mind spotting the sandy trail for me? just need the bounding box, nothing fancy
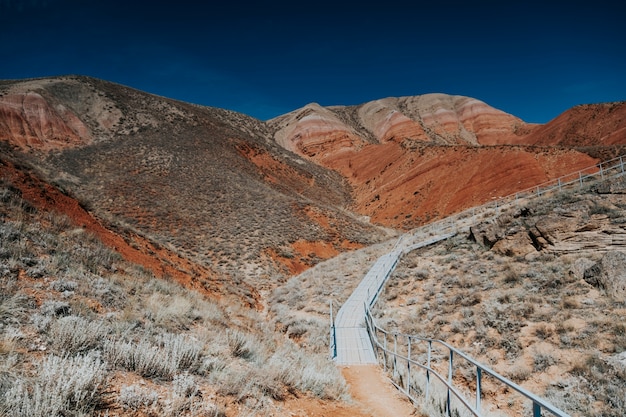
[341,365,418,417]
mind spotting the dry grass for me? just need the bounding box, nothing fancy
[0,179,349,416]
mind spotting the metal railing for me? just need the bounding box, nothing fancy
[364,306,571,417]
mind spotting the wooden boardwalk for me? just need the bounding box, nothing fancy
[333,233,455,365]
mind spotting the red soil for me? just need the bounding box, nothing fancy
[323,143,598,229]
[0,158,259,307]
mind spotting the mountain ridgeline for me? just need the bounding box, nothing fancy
[1,75,625,289]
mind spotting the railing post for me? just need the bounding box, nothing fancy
[329,300,334,359]
[476,366,482,412]
[601,164,604,179]
[383,332,388,372]
[407,336,411,395]
[621,156,624,174]
[558,178,562,191]
[447,349,454,417]
[533,402,541,417]
[393,333,398,379]
[579,171,583,187]
[426,340,431,400]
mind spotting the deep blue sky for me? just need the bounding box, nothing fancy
[1,1,624,123]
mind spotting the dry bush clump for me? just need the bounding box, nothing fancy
[0,179,348,416]
[4,352,107,417]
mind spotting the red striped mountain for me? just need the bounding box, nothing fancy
[267,95,626,227]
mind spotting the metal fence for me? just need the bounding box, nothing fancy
[364,305,571,417]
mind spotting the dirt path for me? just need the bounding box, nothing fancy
[341,365,419,417]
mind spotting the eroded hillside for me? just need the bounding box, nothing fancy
[2,76,625,287]
[267,95,626,229]
[0,76,392,290]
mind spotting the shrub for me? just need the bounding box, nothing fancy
[0,293,30,326]
[104,333,202,379]
[533,323,554,340]
[533,351,556,372]
[40,300,71,317]
[118,384,158,410]
[507,361,531,382]
[2,352,107,417]
[267,344,348,400]
[49,316,108,354]
[227,330,259,362]
[49,279,78,293]
[145,293,200,331]
[172,372,199,398]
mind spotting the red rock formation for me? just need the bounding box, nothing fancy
[325,142,596,229]
[0,92,91,151]
[519,102,626,146]
[356,98,430,143]
[268,94,608,229]
[354,94,535,145]
[400,94,533,145]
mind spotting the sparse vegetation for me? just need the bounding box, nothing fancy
[0,179,348,416]
[372,175,626,417]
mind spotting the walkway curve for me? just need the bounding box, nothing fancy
[333,233,455,365]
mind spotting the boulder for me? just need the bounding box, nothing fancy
[569,257,597,280]
[469,221,505,248]
[583,251,626,302]
[491,232,537,257]
[592,175,626,194]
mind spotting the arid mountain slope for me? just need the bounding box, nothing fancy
[268,95,623,228]
[374,174,626,417]
[0,76,391,291]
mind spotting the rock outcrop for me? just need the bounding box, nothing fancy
[583,251,626,302]
[470,176,626,259]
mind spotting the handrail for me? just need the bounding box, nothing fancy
[364,306,571,417]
